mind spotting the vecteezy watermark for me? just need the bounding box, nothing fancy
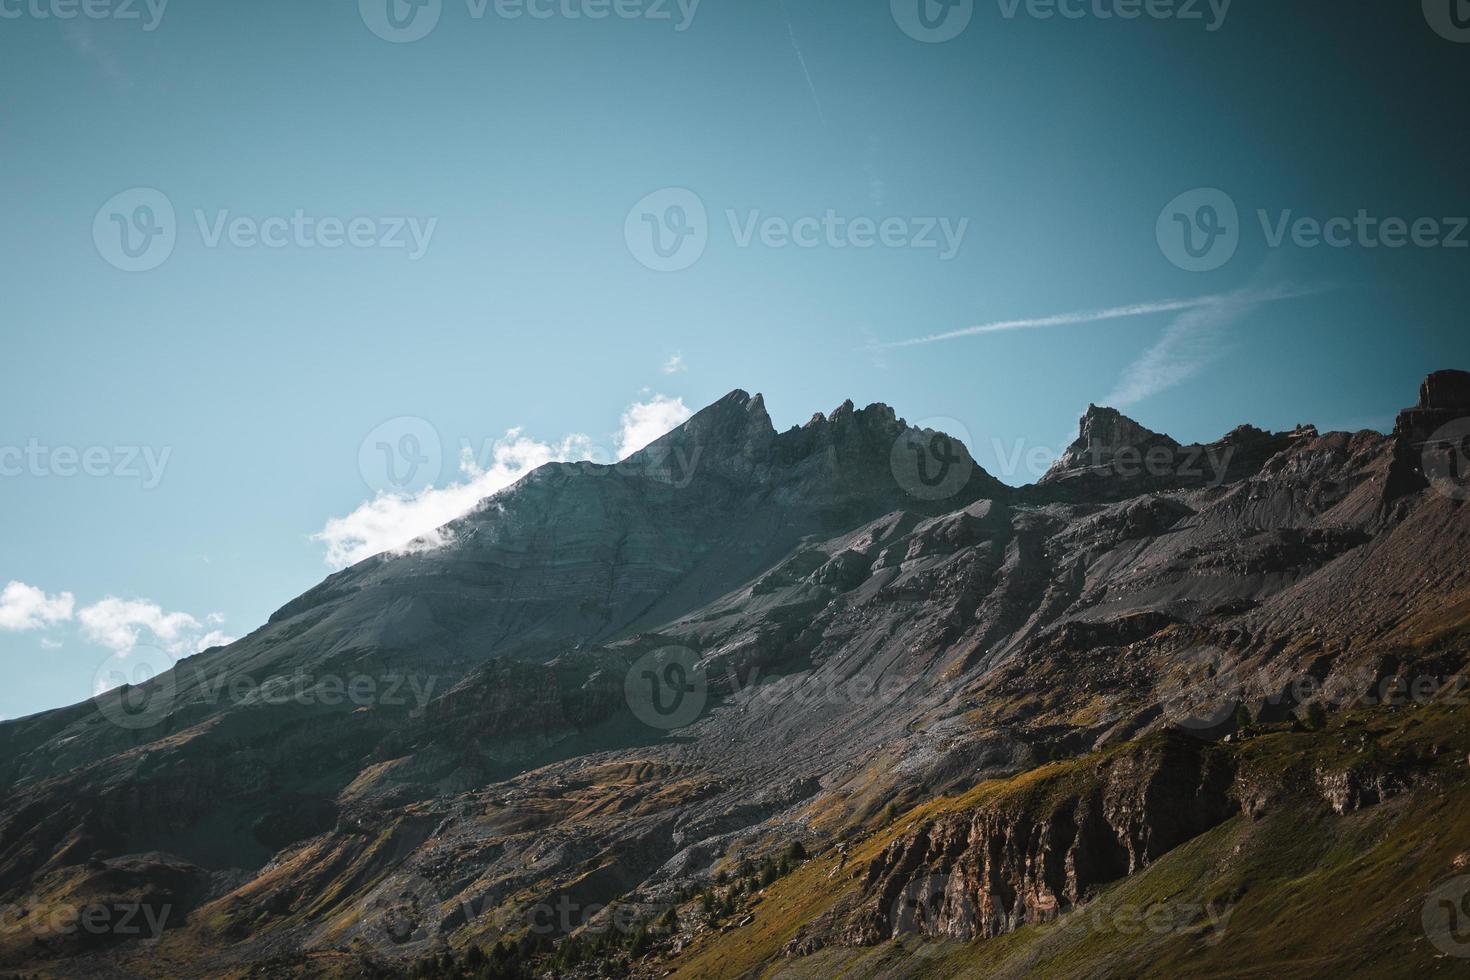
[0,440,171,488]
[1158,187,1469,271]
[892,0,1230,43]
[891,418,975,502]
[1072,897,1232,944]
[625,188,708,272]
[891,0,974,43]
[624,188,970,272]
[0,0,168,30]
[0,901,173,942]
[1424,0,1470,43]
[991,435,1235,486]
[1424,876,1470,958]
[525,896,674,936]
[359,0,701,44]
[731,667,961,713]
[1163,647,1242,731]
[355,417,705,500]
[625,646,707,730]
[93,650,440,732]
[93,188,176,273]
[886,873,1230,947]
[360,416,445,497]
[359,872,441,953]
[888,874,974,957]
[1156,188,1240,272]
[1422,418,1470,501]
[93,188,438,272]
[92,646,179,731]
[195,669,439,713]
[1164,650,1470,738]
[994,0,1231,30]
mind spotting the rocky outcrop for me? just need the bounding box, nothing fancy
[806,736,1236,950]
[1386,368,1470,501]
[1313,765,1409,815]
[1036,406,1307,502]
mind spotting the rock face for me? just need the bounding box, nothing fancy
[0,375,1467,976]
[827,736,1236,948]
[1386,368,1470,500]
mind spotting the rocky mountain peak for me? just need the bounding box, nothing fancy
[1418,369,1470,412]
[1042,405,1177,484]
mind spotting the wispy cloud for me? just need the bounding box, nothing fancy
[662,353,687,375]
[77,597,234,656]
[1103,282,1331,407]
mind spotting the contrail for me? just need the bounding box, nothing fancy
[777,0,826,125]
[1102,282,1333,407]
[868,296,1229,350]
[867,284,1328,352]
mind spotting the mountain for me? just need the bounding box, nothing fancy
[2,373,1469,979]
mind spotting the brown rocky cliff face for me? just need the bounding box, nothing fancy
[808,736,1236,949]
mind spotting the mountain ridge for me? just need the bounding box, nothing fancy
[1,372,1468,978]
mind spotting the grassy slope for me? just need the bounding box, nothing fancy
[673,701,1470,979]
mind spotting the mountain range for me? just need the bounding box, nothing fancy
[3,371,1470,979]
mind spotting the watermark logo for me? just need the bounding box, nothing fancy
[361,0,700,43]
[1424,876,1470,957]
[625,646,706,730]
[360,0,442,42]
[626,188,708,272]
[0,901,173,941]
[626,188,970,270]
[92,645,177,731]
[360,872,440,953]
[1423,419,1470,501]
[995,0,1231,31]
[891,418,975,501]
[94,188,176,273]
[359,416,444,496]
[93,190,438,271]
[0,441,171,488]
[889,874,975,955]
[1425,0,1470,42]
[1157,187,1239,272]
[1159,189,1467,269]
[1162,646,1241,732]
[0,0,169,30]
[892,0,974,43]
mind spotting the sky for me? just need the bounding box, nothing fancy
[2,0,1468,720]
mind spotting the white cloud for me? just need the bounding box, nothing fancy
[77,597,234,657]
[662,353,687,375]
[313,429,600,569]
[40,637,62,650]
[617,395,693,459]
[0,581,75,632]
[314,395,697,569]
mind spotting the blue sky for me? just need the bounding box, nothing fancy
[2,0,1468,719]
